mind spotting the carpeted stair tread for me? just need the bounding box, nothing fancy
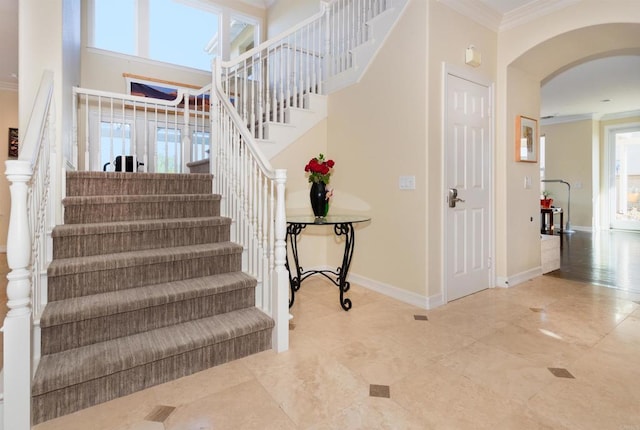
[41,272,257,327]
[52,216,231,237]
[66,172,213,196]
[62,193,221,206]
[32,307,274,396]
[48,242,242,277]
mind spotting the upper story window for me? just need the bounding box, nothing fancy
[90,0,260,71]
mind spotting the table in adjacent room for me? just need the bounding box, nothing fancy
[286,215,371,311]
[540,207,563,234]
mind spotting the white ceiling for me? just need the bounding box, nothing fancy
[1,0,638,122]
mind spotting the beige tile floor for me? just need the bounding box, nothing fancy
[21,272,640,430]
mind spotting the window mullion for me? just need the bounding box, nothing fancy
[138,0,150,58]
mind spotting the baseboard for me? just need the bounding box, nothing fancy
[571,225,592,232]
[347,271,445,310]
[495,266,542,288]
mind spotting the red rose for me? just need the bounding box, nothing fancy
[327,160,335,168]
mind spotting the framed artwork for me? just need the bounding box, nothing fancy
[515,115,538,162]
[8,128,18,158]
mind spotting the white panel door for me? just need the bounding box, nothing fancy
[444,71,492,302]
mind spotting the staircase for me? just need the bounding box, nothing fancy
[30,172,274,424]
[215,0,410,160]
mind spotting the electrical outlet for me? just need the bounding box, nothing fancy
[399,176,416,190]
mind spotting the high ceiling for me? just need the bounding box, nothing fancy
[2,0,639,122]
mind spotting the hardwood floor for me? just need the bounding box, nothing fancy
[546,229,640,294]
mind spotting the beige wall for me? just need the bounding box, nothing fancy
[266,0,320,39]
[541,119,595,229]
[427,1,497,294]
[503,66,542,277]
[323,0,428,296]
[0,90,19,251]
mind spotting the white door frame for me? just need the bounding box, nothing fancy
[604,121,640,230]
[441,63,495,303]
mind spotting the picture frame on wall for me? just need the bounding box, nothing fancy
[8,128,18,158]
[515,115,538,162]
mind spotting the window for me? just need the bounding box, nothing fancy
[90,0,261,71]
[192,130,210,161]
[148,0,217,70]
[156,127,182,173]
[100,122,132,169]
[93,0,136,56]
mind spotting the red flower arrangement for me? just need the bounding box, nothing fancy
[304,153,335,184]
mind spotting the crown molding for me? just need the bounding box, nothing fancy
[439,0,578,33]
[235,0,270,9]
[540,113,594,125]
[438,0,502,32]
[500,0,579,31]
[600,109,640,122]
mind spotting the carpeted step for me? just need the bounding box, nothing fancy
[66,171,213,196]
[52,217,232,258]
[32,307,274,424]
[40,272,257,354]
[47,242,243,301]
[63,194,221,224]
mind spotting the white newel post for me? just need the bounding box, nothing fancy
[4,159,34,430]
[272,169,289,352]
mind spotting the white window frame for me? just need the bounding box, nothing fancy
[87,0,262,70]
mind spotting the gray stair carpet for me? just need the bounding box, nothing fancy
[32,172,274,424]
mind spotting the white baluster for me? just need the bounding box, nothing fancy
[272,169,288,352]
[4,159,34,430]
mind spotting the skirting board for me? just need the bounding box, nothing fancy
[495,266,543,288]
[347,271,445,310]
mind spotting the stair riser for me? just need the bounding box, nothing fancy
[48,253,242,301]
[53,224,231,258]
[64,200,220,224]
[42,287,255,354]
[32,329,272,424]
[66,173,212,196]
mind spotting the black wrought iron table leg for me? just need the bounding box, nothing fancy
[286,223,305,308]
[335,222,355,311]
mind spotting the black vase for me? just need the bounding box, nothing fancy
[309,181,328,217]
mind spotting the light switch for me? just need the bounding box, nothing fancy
[524,176,532,189]
[399,176,416,190]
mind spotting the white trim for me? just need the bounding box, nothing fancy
[571,225,593,232]
[438,0,578,32]
[495,266,543,288]
[441,63,495,305]
[438,0,501,32]
[605,122,640,230]
[499,0,579,31]
[348,272,445,310]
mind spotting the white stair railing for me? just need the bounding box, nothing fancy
[73,85,211,173]
[3,70,57,430]
[212,59,289,352]
[216,0,391,140]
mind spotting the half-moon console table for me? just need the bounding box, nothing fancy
[286,215,371,311]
